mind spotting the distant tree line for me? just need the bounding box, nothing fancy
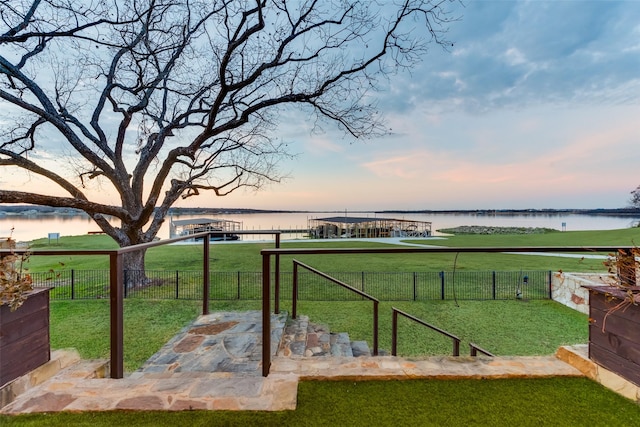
[631,186,640,211]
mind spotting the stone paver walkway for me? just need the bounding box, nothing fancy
[133,311,287,377]
[1,311,586,414]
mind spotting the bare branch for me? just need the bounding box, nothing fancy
[0,190,130,220]
[0,0,460,255]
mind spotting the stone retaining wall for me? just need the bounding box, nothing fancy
[551,272,611,314]
[557,345,640,403]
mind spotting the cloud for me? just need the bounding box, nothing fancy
[362,152,432,179]
[304,136,346,156]
[4,1,639,212]
[383,0,640,114]
[200,1,640,210]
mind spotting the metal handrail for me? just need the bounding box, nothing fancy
[292,260,379,356]
[260,246,634,255]
[7,242,622,378]
[391,307,461,357]
[2,229,282,380]
[3,232,212,379]
[260,245,637,376]
[469,343,495,357]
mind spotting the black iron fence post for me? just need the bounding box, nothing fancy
[237,271,241,300]
[440,271,445,300]
[413,272,417,301]
[492,271,496,300]
[71,269,75,300]
[292,262,299,319]
[548,270,553,299]
[175,270,179,299]
[203,238,210,315]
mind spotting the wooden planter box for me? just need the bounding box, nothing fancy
[0,288,51,387]
[589,286,640,387]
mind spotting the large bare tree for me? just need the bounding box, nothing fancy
[0,0,458,274]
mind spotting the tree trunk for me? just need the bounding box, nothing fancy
[102,219,153,290]
[122,248,149,290]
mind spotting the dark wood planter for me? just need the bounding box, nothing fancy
[0,288,51,387]
[589,286,640,387]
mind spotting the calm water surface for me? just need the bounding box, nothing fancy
[1,211,639,242]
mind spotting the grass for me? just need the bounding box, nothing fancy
[35,229,599,368]
[292,300,587,357]
[25,227,640,274]
[48,299,587,372]
[3,377,640,426]
[5,228,637,424]
[50,300,201,372]
[429,227,640,247]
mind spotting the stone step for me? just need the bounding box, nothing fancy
[278,315,309,357]
[330,332,354,357]
[303,323,331,357]
[1,349,87,409]
[350,340,371,357]
[62,359,111,380]
[135,310,287,377]
[277,315,378,359]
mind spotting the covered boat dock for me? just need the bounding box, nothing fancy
[308,216,431,239]
[169,218,243,240]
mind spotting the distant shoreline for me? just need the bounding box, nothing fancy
[1,205,640,217]
[436,225,560,235]
[378,208,640,217]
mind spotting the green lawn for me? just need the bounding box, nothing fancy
[26,227,640,274]
[30,230,613,366]
[427,227,640,247]
[298,300,587,357]
[6,229,637,425]
[49,299,587,371]
[50,300,201,372]
[3,378,640,426]
[33,230,604,367]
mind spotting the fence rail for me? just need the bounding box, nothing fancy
[5,243,634,379]
[31,269,553,302]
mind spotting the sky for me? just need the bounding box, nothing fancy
[2,1,639,212]
[204,0,640,211]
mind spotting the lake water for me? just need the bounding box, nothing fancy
[2,211,639,243]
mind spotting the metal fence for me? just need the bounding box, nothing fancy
[32,269,552,301]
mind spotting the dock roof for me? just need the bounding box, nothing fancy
[312,216,430,225]
[170,218,240,226]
